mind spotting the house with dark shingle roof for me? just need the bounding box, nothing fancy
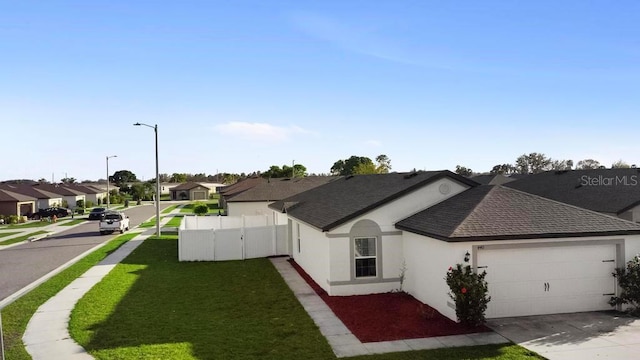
[0,188,36,217]
[218,177,267,210]
[170,182,211,201]
[505,168,640,221]
[270,171,640,321]
[32,183,86,209]
[0,184,63,210]
[226,176,337,223]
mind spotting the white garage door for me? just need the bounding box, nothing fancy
[477,243,617,318]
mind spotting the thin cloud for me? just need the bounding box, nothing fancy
[214,121,309,142]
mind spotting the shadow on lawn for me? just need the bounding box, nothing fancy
[77,238,335,359]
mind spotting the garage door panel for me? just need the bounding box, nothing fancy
[479,243,618,319]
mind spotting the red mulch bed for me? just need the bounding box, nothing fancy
[288,259,490,343]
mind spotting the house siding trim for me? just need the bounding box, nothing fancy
[327,277,401,286]
[326,230,402,238]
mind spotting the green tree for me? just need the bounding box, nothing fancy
[60,177,76,184]
[612,160,631,169]
[576,159,601,170]
[489,164,516,175]
[193,202,209,216]
[375,154,391,174]
[352,162,378,174]
[515,153,552,174]
[111,170,138,186]
[330,155,392,176]
[550,159,574,171]
[170,173,188,182]
[455,165,473,177]
[610,255,640,315]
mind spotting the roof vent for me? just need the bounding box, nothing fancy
[404,172,419,179]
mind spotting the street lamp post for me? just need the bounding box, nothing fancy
[134,122,160,237]
[106,155,117,209]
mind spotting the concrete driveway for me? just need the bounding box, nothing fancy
[488,311,640,359]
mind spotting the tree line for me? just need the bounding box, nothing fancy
[455,153,635,176]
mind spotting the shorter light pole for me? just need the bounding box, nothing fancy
[106,155,117,209]
[134,122,160,237]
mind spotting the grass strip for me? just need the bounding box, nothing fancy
[160,205,177,214]
[0,232,20,239]
[2,222,52,229]
[0,232,140,360]
[59,219,87,226]
[164,216,183,228]
[0,231,48,246]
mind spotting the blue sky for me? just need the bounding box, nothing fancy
[2,1,639,181]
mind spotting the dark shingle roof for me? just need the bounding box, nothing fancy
[220,177,267,199]
[0,189,36,202]
[269,171,478,231]
[396,185,640,241]
[470,174,515,185]
[32,184,85,196]
[505,169,640,214]
[171,182,208,191]
[0,184,61,199]
[228,176,338,202]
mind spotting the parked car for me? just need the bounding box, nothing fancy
[99,211,130,235]
[88,207,107,220]
[30,207,71,220]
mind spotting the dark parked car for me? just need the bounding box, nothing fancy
[88,207,107,220]
[30,207,71,220]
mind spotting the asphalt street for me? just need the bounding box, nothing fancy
[0,204,169,303]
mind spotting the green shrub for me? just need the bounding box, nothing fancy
[62,200,69,208]
[610,255,640,315]
[445,263,491,326]
[193,202,209,216]
[76,199,85,209]
[85,200,94,208]
[8,215,19,224]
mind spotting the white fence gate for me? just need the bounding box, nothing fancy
[178,215,288,262]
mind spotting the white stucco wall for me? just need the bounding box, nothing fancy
[292,220,331,293]
[403,232,640,322]
[228,201,271,218]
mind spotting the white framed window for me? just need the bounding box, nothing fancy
[354,237,377,278]
[297,223,301,253]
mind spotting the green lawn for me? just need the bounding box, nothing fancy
[161,205,178,214]
[0,233,140,360]
[69,238,541,360]
[59,219,87,226]
[0,230,48,246]
[1,221,53,229]
[179,201,222,214]
[0,231,20,239]
[164,216,183,227]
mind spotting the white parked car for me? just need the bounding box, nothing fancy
[99,211,130,235]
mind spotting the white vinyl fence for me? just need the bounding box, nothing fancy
[178,215,288,262]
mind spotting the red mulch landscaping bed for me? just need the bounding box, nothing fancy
[288,259,490,343]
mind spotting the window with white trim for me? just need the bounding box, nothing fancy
[297,223,301,253]
[354,237,377,278]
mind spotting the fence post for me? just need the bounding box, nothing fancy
[241,215,245,260]
[1,311,5,360]
[211,228,216,261]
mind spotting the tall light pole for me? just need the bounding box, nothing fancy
[106,155,117,209]
[133,122,160,237]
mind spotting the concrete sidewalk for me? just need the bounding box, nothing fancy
[269,257,509,358]
[21,212,180,360]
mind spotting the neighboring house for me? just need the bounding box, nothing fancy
[0,184,63,210]
[64,184,106,205]
[270,171,640,321]
[218,177,267,210]
[170,182,210,201]
[0,189,36,217]
[506,168,640,221]
[226,176,337,224]
[160,182,182,195]
[32,184,86,209]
